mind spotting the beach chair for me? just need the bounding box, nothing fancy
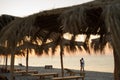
[7,68,21,72]
[64,68,85,76]
[0,68,9,73]
[15,70,38,75]
[30,72,58,79]
[52,76,84,80]
[18,63,24,67]
[45,65,53,69]
[0,75,8,80]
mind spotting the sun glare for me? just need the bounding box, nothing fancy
[63,33,86,42]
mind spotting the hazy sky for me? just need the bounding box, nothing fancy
[0,0,92,17]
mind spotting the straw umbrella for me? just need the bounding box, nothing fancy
[0,46,10,70]
[59,0,120,80]
[0,14,19,71]
[0,15,62,79]
[16,41,34,74]
[16,40,44,74]
[0,7,66,79]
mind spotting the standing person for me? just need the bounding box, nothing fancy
[80,58,85,72]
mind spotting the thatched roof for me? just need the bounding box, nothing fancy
[0,14,18,30]
[0,14,20,55]
[0,0,119,54]
[0,46,10,55]
[59,0,120,51]
[59,0,117,35]
[91,34,112,51]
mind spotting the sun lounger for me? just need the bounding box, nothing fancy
[52,75,84,80]
[30,73,58,79]
[0,75,8,80]
[15,70,38,75]
[18,63,24,67]
[0,68,9,73]
[64,68,85,76]
[45,65,53,69]
[14,68,21,71]
[7,68,21,71]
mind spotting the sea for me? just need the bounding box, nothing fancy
[0,53,114,73]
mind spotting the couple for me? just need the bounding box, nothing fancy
[80,58,85,72]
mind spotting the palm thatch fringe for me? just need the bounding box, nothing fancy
[91,34,112,52]
[103,2,120,56]
[0,14,17,30]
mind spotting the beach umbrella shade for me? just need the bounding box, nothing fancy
[0,14,19,71]
[16,42,33,74]
[59,0,120,80]
[16,41,45,74]
[0,7,69,79]
[0,46,10,70]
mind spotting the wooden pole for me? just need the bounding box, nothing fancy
[10,52,15,80]
[5,54,8,70]
[26,49,29,74]
[60,38,64,77]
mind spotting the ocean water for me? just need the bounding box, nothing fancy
[0,54,114,73]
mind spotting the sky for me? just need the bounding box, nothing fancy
[0,0,93,17]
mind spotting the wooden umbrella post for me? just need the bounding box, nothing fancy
[60,46,64,77]
[10,52,15,80]
[26,48,29,74]
[5,54,8,70]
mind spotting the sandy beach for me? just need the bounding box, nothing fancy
[0,65,114,80]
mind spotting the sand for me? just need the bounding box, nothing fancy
[0,65,114,80]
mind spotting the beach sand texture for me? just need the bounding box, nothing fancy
[0,65,113,80]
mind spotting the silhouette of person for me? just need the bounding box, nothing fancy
[80,58,85,72]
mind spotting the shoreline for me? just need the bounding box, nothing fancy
[0,65,114,80]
